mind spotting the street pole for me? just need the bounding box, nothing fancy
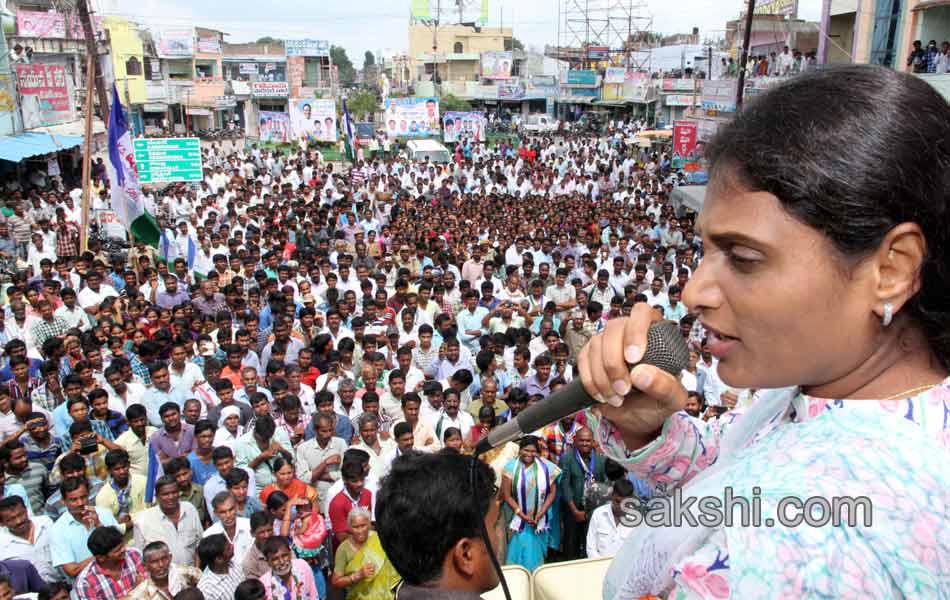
[77,0,109,123]
[735,0,755,111]
[818,0,832,65]
[79,51,95,253]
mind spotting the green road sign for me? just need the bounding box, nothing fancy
[133,137,203,183]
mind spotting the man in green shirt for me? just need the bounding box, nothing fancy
[558,426,606,560]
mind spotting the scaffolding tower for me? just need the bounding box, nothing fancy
[555,0,652,70]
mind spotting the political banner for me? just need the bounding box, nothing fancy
[157,30,194,57]
[481,51,513,79]
[258,110,291,143]
[673,120,698,169]
[290,98,337,143]
[285,39,330,57]
[442,111,485,143]
[16,10,102,39]
[498,80,525,100]
[14,63,73,129]
[626,72,651,102]
[382,97,440,138]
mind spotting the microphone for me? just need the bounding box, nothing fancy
[475,320,690,456]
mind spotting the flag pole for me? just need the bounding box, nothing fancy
[79,51,96,253]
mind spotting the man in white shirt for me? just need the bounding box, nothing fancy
[202,492,253,566]
[77,272,119,317]
[54,288,90,331]
[586,479,636,559]
[0,495,57,582]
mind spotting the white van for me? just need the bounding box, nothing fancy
[523,114,559,134]
[406,139,451,163]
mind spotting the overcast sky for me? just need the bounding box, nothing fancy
[99,0,821,63]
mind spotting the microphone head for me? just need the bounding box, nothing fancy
[641,320,691,376]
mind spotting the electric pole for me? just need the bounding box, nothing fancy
[77,0,109,122]
[735,0,755,111]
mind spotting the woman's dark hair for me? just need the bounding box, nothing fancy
[518,434,541,451]
[477,405,496,425]
[265,490,289,512]
[270,455,293,475]
[706,65,950,369]
[376,451,495,585]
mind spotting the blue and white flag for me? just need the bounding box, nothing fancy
[107,84,160,246]
[342,97,356,162]
[159,228,178,264]
[186,235,196,270]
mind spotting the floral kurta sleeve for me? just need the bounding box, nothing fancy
[583,408,744,491]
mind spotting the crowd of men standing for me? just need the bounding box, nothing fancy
[0,116,720,600]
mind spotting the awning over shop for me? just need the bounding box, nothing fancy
[31,119,106,137]
[670,185,706,214]
[0,132,84,163]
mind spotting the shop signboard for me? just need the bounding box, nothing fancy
[700,79,737,112]
[251,81,289,98]
[285,39,330,57]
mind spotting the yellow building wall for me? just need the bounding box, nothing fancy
[408,24,512,76]
[104,17,146,104]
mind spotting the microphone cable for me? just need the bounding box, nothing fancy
[472,448,513,600]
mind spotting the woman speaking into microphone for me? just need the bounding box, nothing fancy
[578,65,950,599]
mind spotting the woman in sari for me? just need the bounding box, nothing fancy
[330,507,400,600]
[260,456,318,507]
[501,435,561,572]
[577,65,950,599]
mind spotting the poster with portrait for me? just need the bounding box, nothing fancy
[442,111,486,143]
[258,110,291,143]
[290,98,337,143]
[382,97,439,138]
[481,51,513,79]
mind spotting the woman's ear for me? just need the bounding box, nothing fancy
[871,222,926,321]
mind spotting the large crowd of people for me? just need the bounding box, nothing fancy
[0,116,720,600]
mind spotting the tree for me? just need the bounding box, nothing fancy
[511,37,525,51]
[364,51,375,69]
[256,36,280,44]
[440,94,472,112]
[331,46,357,87]
[346,90,379,122]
